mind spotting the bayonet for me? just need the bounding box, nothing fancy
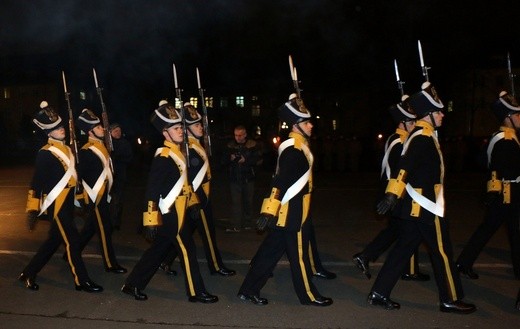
[93,68,113,153]
[288,55,302,98]
[196,67,212,156]
[418,40,430,82]
[394,59,405,96]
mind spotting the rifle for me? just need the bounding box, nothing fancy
[196,67,212,156]
[93,68,113,153]
[61,71,79,165]
[394,59,405,96]
[173,63,190,166]
[417,40,430,82]
[507,52,516,98]
[288,55,302,98]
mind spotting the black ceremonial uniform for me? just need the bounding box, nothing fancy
[162,135,234,275]
[21,104,102,292]
[77,137,124,271]
[373,120,464,303]
[23,138,95,288]
[356,128,425,273]
[457,94,520,279]
[239,131,330,305]
[371,83,475,314]
[124,139,213,301]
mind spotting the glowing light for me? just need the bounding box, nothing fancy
[137,137,142,145]
[377,134,383,140]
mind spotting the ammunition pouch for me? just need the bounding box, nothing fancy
[143,201,162,226]
[26,190,40,212]
[260,187,281,217]
[487,171,502,193]
[385,169,407,198]
[275,193,311,228]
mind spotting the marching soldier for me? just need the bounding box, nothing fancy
[20,102,103,293]
[238,96,333,306]
[75,109,127,274]
[372,82,476,314]
[353,95,429,281]
[121,101,218,303]
[159,103,235,276]
[456,91,520,280]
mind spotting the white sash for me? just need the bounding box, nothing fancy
[39,146,75,215]
[155,147,187,214]
[277,139,313,205]
[190,143,209,192]
[82,145,113,203]
[405,183,445,217]
[381,138,401,179]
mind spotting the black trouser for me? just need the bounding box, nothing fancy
[162,200,225,273]
[239,222,323,303]
[78,195,119,270]
[371,217,464,303]
[125,214,207,297]
[23,190,91,286]
[457,202,520,278]
[307,221,328,274]
[361,216,422,275]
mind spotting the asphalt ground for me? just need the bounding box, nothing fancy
[0,165,519,329]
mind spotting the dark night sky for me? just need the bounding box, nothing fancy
[1,0,520,134]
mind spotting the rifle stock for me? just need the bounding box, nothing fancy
[173,63,190,166]
[61,71,79,165]
[93,68,113,153]
[508,52,516,98]
[196,67,212,156]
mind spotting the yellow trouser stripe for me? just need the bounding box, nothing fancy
[200,209,219,270]
[308,243,316,273]
[94,206,112,268]
[298,231,315,301]
[434,216,457,300]
[408,254,416,274]
[55,215,80,285]
[176,235,196,296]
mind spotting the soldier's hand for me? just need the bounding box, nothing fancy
[484,192,501,207]
[144,225,158,242]
[27,211,39,231]
[376,193,398,215]
[256,214,274,232]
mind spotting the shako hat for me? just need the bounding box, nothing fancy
[150,100,182,132]
[33,101,63,133]
[184,103,202,125]
[409,81,444,118]
[388,94,416,124]
[77,108,101,133]
[492,91,520,121]
[278,94,311,126]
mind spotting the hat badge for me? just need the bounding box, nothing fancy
[166,105,179,120]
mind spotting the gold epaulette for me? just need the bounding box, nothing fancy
[487,171,502,193]
[503,128,516,140]
[26,190,40,212]
[385,169,407,198]
[143,201,162,226]
[260,188,281,216]
[160,147,170,157]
